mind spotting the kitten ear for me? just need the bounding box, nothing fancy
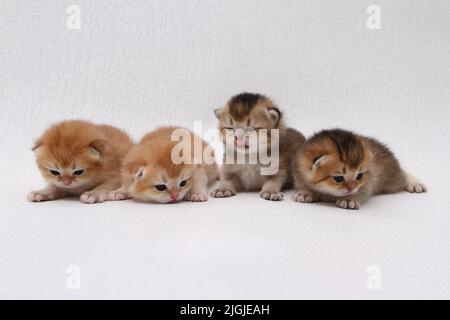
[267,107,281,126]
[312,154,327,169]
[135,166,145,180]
[365,142,374,161]
[214,108,222,119]
[31,139,43,151]
[89,139,107,157]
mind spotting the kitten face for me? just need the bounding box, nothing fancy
[298,129,372,197]
[33,121,107,190]
[122,128,207,204]
[126,163,195,203]
[36,147,102,190]
[215,93,282,154]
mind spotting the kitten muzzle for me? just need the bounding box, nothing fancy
[169,191,180,202]
[61,176,73,186]
[344,183,356,193]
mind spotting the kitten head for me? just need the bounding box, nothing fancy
[122,138,196,204]
[214,93,283,153]
[297,129,373,197]
[32,120,108,190]
[122,146,195,203]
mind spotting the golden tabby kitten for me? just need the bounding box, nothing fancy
[211,93,305,201]
[114,126,218,203]
[28,120,133,204]
[293,129,427,210]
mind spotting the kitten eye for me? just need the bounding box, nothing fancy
[225,127,234,131]
[179,180,187,187]
[333,176,344,183]
[356,173,363,180]
[49,169,60,176]
[73,169,85,176]
[155,184,167,191]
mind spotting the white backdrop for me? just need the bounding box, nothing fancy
[1,1,449,299]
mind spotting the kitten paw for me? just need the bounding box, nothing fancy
[185,193,208,202]
[27,191,56,202]
[405,183,427,193]
[107,190,130,201]
[336,199,360,210]
[260,190,284,201]
[210,189,236,198]
[80,191,108,204]
[294,193,315,203]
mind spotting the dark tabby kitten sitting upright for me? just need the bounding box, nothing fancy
[211,92,306,201]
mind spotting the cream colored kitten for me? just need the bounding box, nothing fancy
[28,120,133,204]
[211,93,306,201]
[112,126,218,203]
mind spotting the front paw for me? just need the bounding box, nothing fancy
[80,191,108,204]
[107,190,130,201]
[185,192,208,202]
[27,191,57,202]
[260,190,283,201]
[294,192,315,203]
[336,198,360,210]
[210,189,236,198]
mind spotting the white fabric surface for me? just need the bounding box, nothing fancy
[0,0,449,299]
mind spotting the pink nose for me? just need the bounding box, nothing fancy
[170,192,179,201]
[345,184,355,192]
[61,177,72,185]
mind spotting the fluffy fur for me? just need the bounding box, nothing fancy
[211,92,306,201]
[28,120,133,203]
[293,129,427,210]
[115,126,218,203]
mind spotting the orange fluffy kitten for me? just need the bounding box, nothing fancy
[293,129,427,210]
[28,120,133,204]
[114,126,218,203]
